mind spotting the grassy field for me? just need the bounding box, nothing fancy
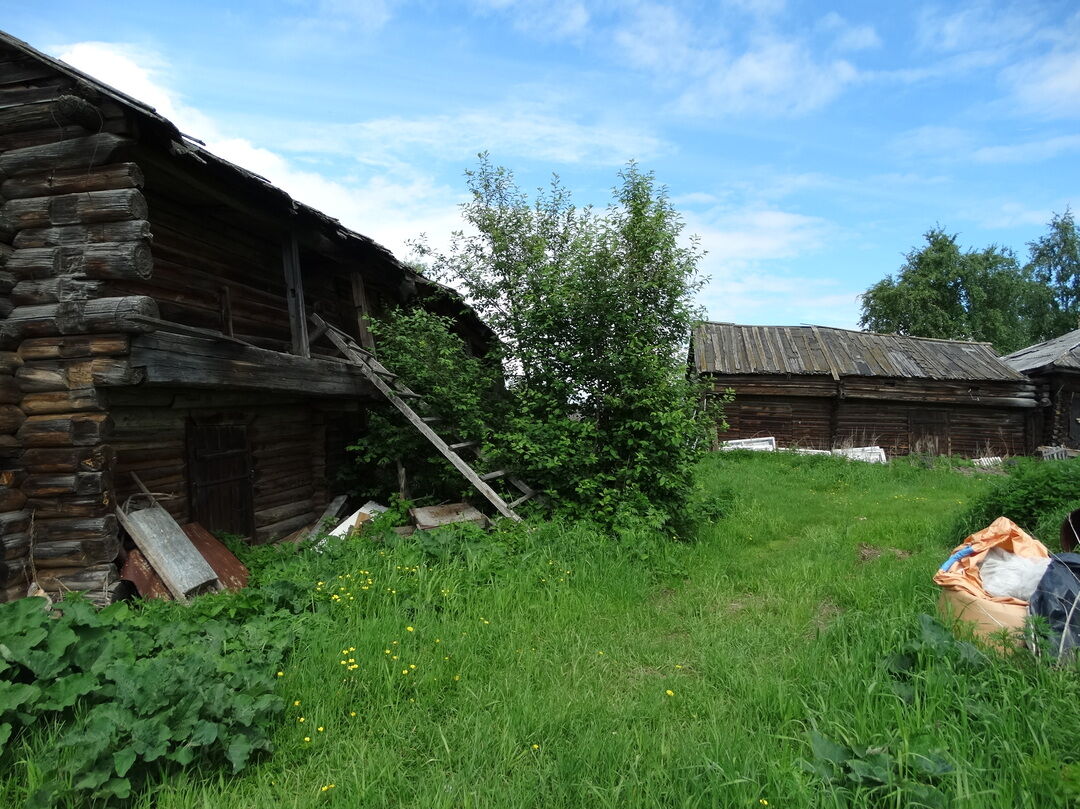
[8,451,1080,808]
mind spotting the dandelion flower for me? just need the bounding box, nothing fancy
[406,626,414,632]
[531,744,540,750]
[276,671,284,677]
[317,726,324,732]
[759,801,768,806]
[303,736,311,742]
[293,700,301,706]
[350,711,357,717]
[665,690,674,697]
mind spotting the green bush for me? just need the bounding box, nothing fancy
[1,580,311,808]
[953,459,1080,544]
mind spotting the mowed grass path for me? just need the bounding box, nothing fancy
[142,453,1080,808]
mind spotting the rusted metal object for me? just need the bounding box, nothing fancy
[119,522,247,599]
[119,548,172,600]
[181,523,248,591]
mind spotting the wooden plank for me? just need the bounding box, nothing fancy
[282,235,310,358]
[315,315,522,522]
[298,494,347,544]
[350,273,375,350]
[126,314,254,346]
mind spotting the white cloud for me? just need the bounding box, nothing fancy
[52,40,461,259]
[1003,47,1080,119]
[890,125,974,159]
[967,202,1052,230]
[272,108,667,167]
[972,134,1080,163]
[678,38,857,116]
[471,0,591,39]
[613,4,858,117]
[681,205,860,325]
[915,2,1041,54]
[819,12,881,52]
[304,0,400,29]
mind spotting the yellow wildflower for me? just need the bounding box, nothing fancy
[406,626,414,632]
[665,690,674,697]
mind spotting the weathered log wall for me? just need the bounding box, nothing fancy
[711,374,1033,457]
[1022,372,1080,449]
[107,389,348,544]
[0,46,156,601]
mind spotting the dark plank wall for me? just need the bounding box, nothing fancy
[108,389,358,543]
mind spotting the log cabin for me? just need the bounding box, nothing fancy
[1002,328,1080,449]
[693,322,1040,457]
[0,31,494,602]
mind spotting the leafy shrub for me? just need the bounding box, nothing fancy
[952,459,1080,543]
[413,157,719,531]
[0,582,310,808]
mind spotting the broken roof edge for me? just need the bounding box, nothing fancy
[0,29,403,275]
[1002,328,1080,374]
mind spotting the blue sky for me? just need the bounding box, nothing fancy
[7,1,1079,328]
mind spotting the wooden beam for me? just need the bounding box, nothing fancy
[282,234,310,359]
[128,331,377,398]
[350,273,376,351]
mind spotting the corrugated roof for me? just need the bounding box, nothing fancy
[693,322,1026,382]
[1002,329,1080,374]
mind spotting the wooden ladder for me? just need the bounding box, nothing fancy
[310,314,537,522]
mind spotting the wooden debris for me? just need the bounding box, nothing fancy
[298,494,347,544]
[410,503,488,531]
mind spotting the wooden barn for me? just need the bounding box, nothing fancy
[1003,328,1080,449]
[693,322,1039,457]
[0,32,494,602]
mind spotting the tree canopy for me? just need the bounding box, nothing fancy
[859,211,1078,354]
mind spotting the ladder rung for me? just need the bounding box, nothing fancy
[374,369,398,379]
[479,469,506,481]
[448,441,479,450]
[421,416,441,423]
[394,390,422,398]
[509,491,535,508]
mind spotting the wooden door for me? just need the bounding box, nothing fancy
[909,409,950,455]
[187,422,255,539]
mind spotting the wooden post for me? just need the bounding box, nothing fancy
[281,235,309,358]
[350,273,376,351]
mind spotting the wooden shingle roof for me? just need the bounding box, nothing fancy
[1002,328,1080,374]
[692,322,1026,382]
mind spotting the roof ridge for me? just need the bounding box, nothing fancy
[699,321,994,348]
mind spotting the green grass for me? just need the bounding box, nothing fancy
[7,451,1080,808]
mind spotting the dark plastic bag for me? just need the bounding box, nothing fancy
[1028,552,1080,659]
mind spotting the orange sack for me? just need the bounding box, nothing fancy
[933,516,1050,641]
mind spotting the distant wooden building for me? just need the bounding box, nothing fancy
[692,322,1038,457]
[1003,328,1080,449]
[0,32,493,601]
